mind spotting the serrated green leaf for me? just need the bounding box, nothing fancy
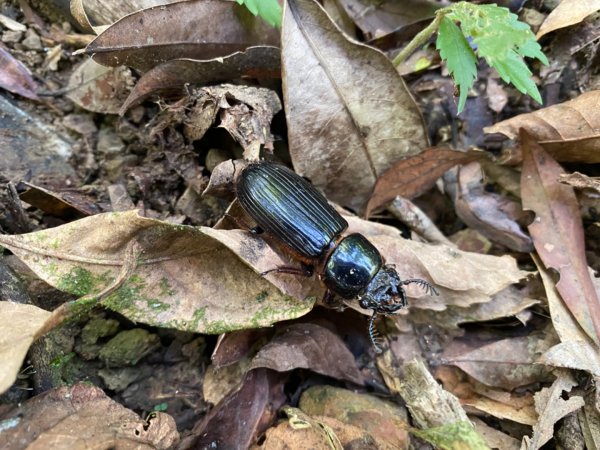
[494,51,542,103]
[442,2,546,107]
[436,16,477,113]
[237,0,282,27]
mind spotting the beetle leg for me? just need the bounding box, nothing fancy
[260,264,314,278]
[368,312,384,354]
[401,278,439,296]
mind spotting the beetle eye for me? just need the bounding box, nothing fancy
[359,298,369,309]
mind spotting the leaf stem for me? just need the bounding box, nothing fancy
[392,11,445,67]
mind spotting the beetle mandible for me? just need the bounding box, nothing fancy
[235,160,438,352]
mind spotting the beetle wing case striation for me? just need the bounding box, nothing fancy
[235,160,437,353]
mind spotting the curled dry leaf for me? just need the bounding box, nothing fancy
[0,45,39,100]
[441,330,557,390]
[521,130,600,345]
[120,46,280,114]
[299,385,409,448]
[559,172,600,192]
[536,0,600,39]
[435,366,537,426]
[0,211,317,335]
[521,370,585,450]
[0,383,179,449]
[85,0,280,72]
[455,162,533,252]
[282,0,428,213]
[484,91,600,163]
[471,417,521,450]
[66,58,134,114]
[366,147,485,216]
[0,302,51,394]
[249,323,363,385]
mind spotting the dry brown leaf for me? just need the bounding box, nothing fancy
[559,172,600,192]
[455,162,533,252]
[471,417,521,450]
[521,370,585,450]
[0,211,317,335]
[536,0,600,39]
[441,331,557,390]
[250,323,363,385]
[0,302,51,394]
[120,46,280,114]
[337,0,439,39]
[436,366,537,426]
[85,0,279,72]
[366,147,485,216]
[282,0,428,213]
[299,385,409,448]
[484,91,600,163]
[521,130,600,344]
[71,0,180,30]
[0,45,39,100]
[184,369,284,449]
[66,58,134,114]
[409,285,539,329]
[0,383,179,449]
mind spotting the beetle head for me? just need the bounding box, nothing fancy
[358,264,407,315]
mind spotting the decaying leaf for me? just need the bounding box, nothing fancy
[559,172,600,193]
[0,45,39,100]
[521,370,585,450]
[0,302,51,394]
[184,369,284,449]
[66,58,134,114]
[454,162,533,252]
[521,130,600,345]
[366,147,485,216]
[484,91,600,163]
[299,385,410,448]
[85,0,279,72]
[250,323,363,385]
[0,211,317,335]
[441,331,557,390]
[282,0,428,213]
[536,0,600,39]
[0,383,179,449]
[337,0,439,39]
[120,46,280,114]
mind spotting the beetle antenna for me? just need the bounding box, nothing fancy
[401,278,439,296]
[368,312,384,354]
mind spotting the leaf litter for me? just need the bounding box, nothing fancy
[2,0,600,447]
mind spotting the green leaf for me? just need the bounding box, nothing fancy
[412,421,490,450]
[436,16,477,113]
[237,0,282,28]
[493,50,542,103]
[443,2,547,106]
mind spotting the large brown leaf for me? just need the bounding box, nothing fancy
[484,91,600,163]
[0,383,179,449]
[521,130,600,345]
[85,0,280,72]
[282,0,428,213]
[366,147,485,216]
[536,0,600,39]
[120,46,280,113]
[0,211,317,335]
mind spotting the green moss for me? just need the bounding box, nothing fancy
[49,352,76,368]
[57,267,105,296]
[255,290,269,303]
[158,277,176,297]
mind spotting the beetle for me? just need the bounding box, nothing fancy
[236,160,438,352]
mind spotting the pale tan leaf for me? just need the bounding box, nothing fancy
[540,342,600,376]
[0,383,179,449]
[0,211,316,335]
[521,370,585,450]
[536,0,600,39]
[0,302,51,394]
